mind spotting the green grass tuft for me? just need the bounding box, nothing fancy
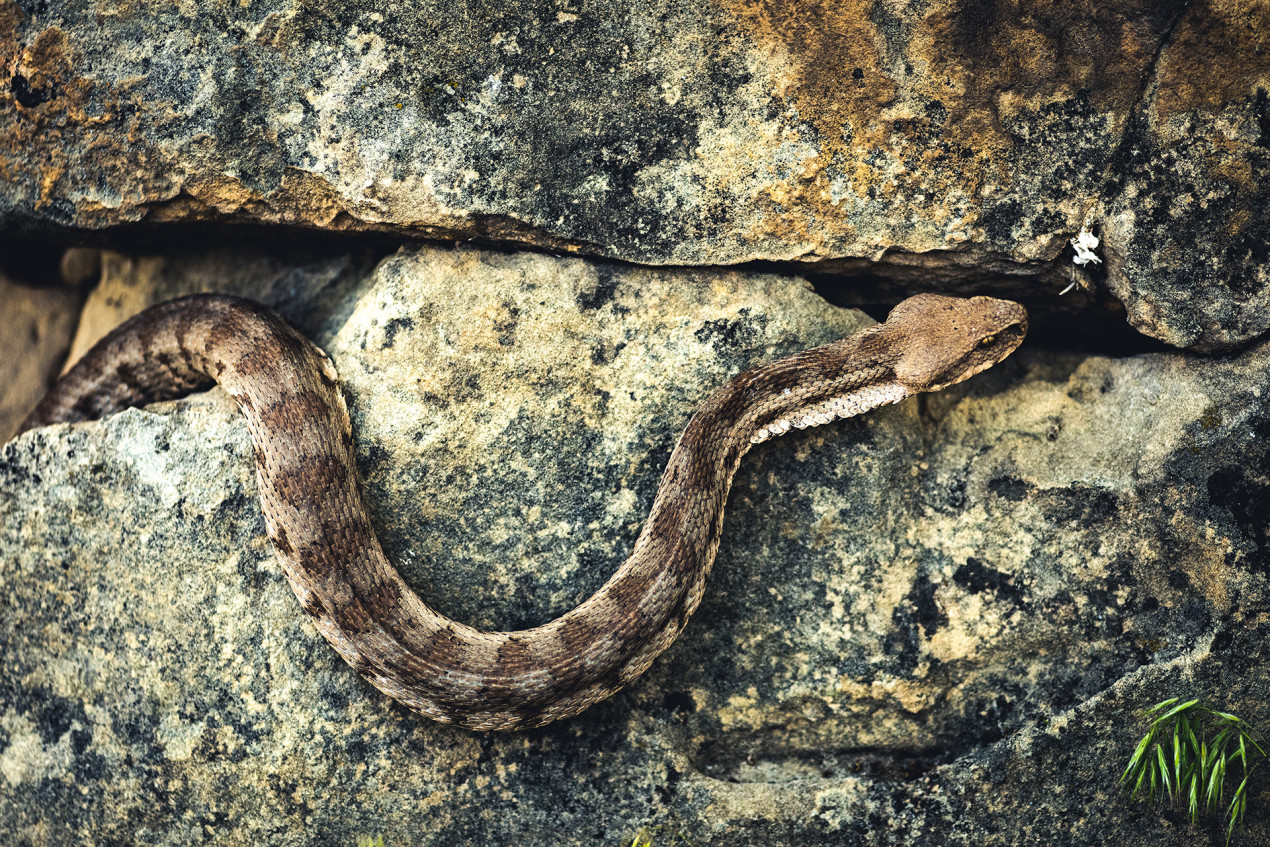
[1122,698,1266,845]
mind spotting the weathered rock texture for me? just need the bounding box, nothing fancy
[2,247,1267,844]
[3,0,1267,349]
[1101,1,1270,351]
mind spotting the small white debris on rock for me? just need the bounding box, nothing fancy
[1069,230,1101,267]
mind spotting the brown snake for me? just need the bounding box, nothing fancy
[16,292,1027,730]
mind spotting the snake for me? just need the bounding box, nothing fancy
[15,292,1027,730]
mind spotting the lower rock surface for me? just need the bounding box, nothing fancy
[1,246,1266,845]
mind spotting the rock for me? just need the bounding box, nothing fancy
[56,247,101,290]
[1101,1,1270,351]
[4,1,1266,349]
[2,246,1266,844]
[62,244,381,363]
[0,269,80,440]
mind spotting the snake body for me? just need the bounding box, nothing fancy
[18,292,1026,730]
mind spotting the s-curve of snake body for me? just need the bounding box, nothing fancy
[15,292,1027,730]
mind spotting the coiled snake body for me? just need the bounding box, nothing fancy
[17,293,1026,730]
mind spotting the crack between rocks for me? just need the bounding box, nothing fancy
[694,740,958,784]
[1096,1,1193,211]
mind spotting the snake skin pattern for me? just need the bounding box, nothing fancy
[16,292,1027,729]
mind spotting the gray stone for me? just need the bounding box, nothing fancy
[4,1,1267,349]
[2,246,1266,844]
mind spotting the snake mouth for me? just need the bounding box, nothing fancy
[918,322,1027,393]
[924,353,1010,392]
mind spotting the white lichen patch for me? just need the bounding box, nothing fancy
[157,713,207,762]
[0,711,75,788]
[1069,229,1102,266]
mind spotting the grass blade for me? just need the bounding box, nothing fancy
[1145,697,1180,719]
[1158,699,1201,724]
[1185,714,1201,754]
[1122,731,1155,787]
[1207,752,1226,809]
[1227,776,1249,846]
[1133,760,1149,800]
[1173,728,1184,803]
[1157,742,1173,800]
[1212,727,1233,757]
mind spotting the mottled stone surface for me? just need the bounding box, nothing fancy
[2,247,1267,844]
[3,0,1267,348]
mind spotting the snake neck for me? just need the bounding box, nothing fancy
[713,332,907,450]
[632,332,908,618]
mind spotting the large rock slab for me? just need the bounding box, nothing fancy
[5,0,1268,349]
[1101,1,1270,351]
[1,246,1266,844]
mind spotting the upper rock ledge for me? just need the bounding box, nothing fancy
[4,1,1267,348]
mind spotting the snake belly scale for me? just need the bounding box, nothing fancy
[16,292,1027,730]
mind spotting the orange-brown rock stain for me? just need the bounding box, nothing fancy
[1150,0,1270,121]
[715,0,1175,252]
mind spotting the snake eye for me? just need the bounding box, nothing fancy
[979,335,996,347]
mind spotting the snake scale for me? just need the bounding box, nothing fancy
[16,292,1026,730]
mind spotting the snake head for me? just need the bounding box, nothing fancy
[882,293,1028,393]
